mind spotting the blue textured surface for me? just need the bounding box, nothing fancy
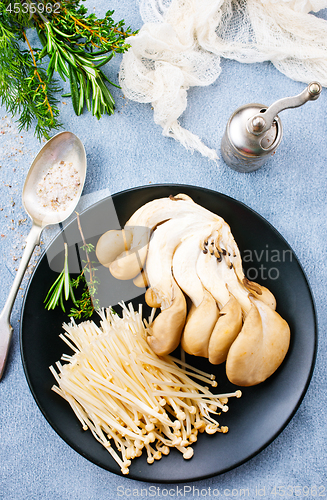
[1,2,327,499]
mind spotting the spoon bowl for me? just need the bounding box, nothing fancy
[0,131,87,379]
[23,131,87,227]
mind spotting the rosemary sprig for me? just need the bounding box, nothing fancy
[44,242,77,312]
[0,0,137,138]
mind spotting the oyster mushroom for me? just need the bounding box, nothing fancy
[208,296,242,365]
[145,216,217,355]
[133,269,149,288]
[172,230,220,357]
[126,194,223,229]
[97,194,222,281]
[181,290,219,357]
[147,280,187,355]
[96,193,290,386]
[96,229,133,268]
[196,231,251,314]
[242,278,276,310]
[108,225,151,280]
[226,299,290,386]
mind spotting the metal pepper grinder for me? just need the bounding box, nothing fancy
[221,82,322,173]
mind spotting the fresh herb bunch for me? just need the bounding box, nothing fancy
[0,4,62,139]
[44,213,100,320]
[0,0,136,139]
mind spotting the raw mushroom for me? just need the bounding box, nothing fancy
[172,230,220,357]
[96,194,290,386]
[225,299,290,386]
[133,269,149,288]
[181,290,219,357]
[242,278,276,310]
[147,279,187,355]
[145,216,217,355]
[108,225,151,280]
[96,229,133,268]
[196,232,251,314]
[96,195,224,280]
[208,296,243,365]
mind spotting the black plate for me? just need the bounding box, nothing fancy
[20,184,317,483]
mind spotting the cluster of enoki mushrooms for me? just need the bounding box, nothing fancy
[96,194,290,387]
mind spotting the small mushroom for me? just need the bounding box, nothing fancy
[108,226,151,280]
[96,229,133,267]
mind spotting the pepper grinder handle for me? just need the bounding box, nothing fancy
[248,82,322,135]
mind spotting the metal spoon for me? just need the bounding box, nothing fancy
[0,131,87,380]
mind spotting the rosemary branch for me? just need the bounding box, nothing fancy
[0,0,137,138]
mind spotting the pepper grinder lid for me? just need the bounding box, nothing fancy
[221,82,322,173]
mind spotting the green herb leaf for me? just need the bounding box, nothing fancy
[68,64,81,115]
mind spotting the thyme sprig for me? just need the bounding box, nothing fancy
[0,0,136,138]
[69,212,100,319]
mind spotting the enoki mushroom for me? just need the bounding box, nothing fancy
[50,303,241,475]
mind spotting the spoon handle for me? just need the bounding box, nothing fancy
[0,223,43,380]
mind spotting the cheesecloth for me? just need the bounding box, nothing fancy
[119,0,327,160]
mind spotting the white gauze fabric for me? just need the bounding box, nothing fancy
[119,0,327,160]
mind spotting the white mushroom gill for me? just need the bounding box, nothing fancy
[145,217,217,310]
[195,233,234,310]
[173,229,216,307]
[97,195,223,280]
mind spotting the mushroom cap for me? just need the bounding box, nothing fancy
[243,278,277,310]
[147,280,187,356]
[96,229,133,267]
[181,290,219,357]
[208,296,243,365]
[126,195,222,229]
[108,226,151,280]
[226,299,290,386]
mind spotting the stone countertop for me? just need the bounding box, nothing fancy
[0,2,327,499]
